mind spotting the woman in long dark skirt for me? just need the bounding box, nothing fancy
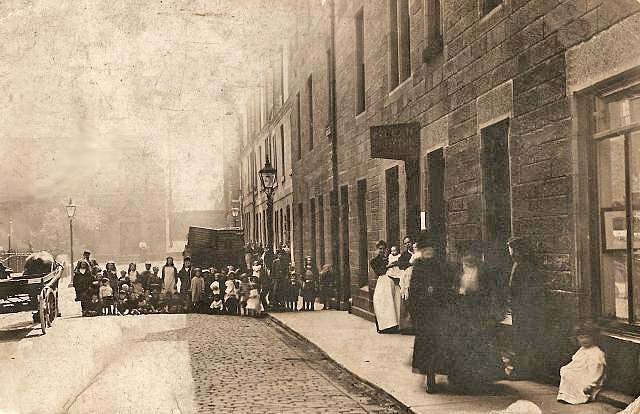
[408,233,449,393]
[443,250,504,393]
[74,260,93,316]
[507,237,545,379]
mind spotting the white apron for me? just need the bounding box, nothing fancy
[373,274,399,331]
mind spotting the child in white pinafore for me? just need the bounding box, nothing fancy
[557,321,606,405]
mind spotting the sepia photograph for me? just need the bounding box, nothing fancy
[1,0,640,413]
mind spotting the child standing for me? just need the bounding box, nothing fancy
[98,278,114,315]
[239,273,251,316]
[557,321,606,404]
[285,271,300,311]
[246,273,263,317]
[301,257,318,311]
[210,273,224,314]
[190,268,204,313]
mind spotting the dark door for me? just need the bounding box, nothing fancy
[426,148,446,252]
[340,185,351,305]
[385,166,400,247]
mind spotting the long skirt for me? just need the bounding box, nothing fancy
[373,275,399,331]
[247,289,263,312]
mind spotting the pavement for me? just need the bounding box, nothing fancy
[269,310,626,414]
[0,277,405,414]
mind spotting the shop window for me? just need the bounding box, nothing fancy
[593,83,640,323]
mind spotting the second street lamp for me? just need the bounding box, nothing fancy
[231,206,240,227]
[258,157,277,253]
[65,198,77,279]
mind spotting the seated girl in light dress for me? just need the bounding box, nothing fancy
[557,321,606,405]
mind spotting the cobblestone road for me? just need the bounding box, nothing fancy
[144,314,404,414]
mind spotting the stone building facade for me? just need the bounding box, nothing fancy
[241,0,640,392]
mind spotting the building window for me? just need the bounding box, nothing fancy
[296,92,302,160]
[307,74,314,150]
[286,205,291,246]
[481,0,502,16]
[481,119,512,244]
[326,48,333,121]
[592,83,640,323]
[318,194,326,266]
[357,179,368,287]
[272,135,278,178]
[388,0,411,91]
[280,124,286,181]
[355,8,366,115]
[310,198,317,263]
[424,0,443,59]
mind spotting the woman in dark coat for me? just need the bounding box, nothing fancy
[443,249,504,393]
[507,237,545,379]
[74,261,94,316]
[408,233,449,393]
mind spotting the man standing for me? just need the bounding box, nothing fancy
[76,250,92,271]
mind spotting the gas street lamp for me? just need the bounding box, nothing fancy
[7,218,13,252]
[231,206,240,228]
[66,198,77,276]
[258,157,277,252]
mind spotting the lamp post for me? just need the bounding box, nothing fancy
[258,157,277,253]
[231,206,240,228]
[65,198,77,277]
[7,218,12,252]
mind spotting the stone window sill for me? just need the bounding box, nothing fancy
[385,75,413,107]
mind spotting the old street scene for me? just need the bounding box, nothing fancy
[4,0,640,413]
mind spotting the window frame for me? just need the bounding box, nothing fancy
[355,8,366,115]
[582,68,640,335]
[480,0,502,17]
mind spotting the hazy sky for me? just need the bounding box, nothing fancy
[0,0,294,210]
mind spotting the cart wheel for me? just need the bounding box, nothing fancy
[47,291,57,326]
[39,293,47,335]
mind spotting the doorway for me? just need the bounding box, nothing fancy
[426,148,446,252]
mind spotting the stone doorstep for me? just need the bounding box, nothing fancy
[268,311,636,413]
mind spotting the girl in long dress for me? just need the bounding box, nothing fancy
[557,321,606,405]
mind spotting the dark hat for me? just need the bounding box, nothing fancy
[183,256,191,261]
[83,250,91,255]
[375,240,387,248]
[101,277,109,283]
[415,232,439,249]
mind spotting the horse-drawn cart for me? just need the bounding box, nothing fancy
[0,252,63,334]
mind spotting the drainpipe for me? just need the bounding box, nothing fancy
[328,0,343,309]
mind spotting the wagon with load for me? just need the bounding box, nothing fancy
[0,251,63,334]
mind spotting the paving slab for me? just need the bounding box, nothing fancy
[270,310,621,414]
